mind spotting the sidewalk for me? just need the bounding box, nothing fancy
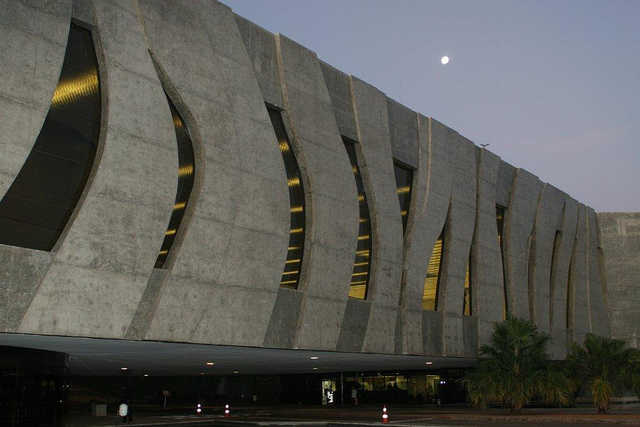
[65,404,640,427]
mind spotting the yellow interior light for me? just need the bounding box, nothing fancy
[290,227,303,234]
[165,229,176,236]
[50,73,99,109]
[287,176,300,187]
[290,206,304,213]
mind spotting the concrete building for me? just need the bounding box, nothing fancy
[0,0,637,424]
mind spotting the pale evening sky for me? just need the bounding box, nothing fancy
[222,0,640,212]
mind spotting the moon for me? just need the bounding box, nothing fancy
[441,56,450,65]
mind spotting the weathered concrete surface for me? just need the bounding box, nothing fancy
[275,34,359,350]
[570,205,592,345]
[337,299,371,352]
[587,208,610,338]
[529,184,567,332]
[549,198,579,359]
[320,62,358,143]
[0,0,72,199]
[18,0,177,338]
[137,0,289,346]
[263,288,304,349]
[401,117,455,355]
[387,98,419,169]
[349,76,404,353]
[598,212,639,348]
[503,169,543,320]
[235,15,283,108]
[0,245,53,332]
[472,149,504,345]
[438,135,477,356]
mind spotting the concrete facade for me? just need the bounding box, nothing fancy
[598,213,640,348]
[0,0,633,362]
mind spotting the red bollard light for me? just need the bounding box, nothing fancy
[381,405,389,424]
[224,404,230,417]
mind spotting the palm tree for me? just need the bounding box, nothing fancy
[566,333,640,414]
[462,316,574,414]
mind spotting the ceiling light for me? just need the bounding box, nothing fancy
[121,367,128,371]
[234,371,239,374]
[310,356,319,360]
[143,374,149,377]
[312,367,318,370]
[426,361,433,365]
[206,362,215,366]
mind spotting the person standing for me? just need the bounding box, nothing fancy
[351,387,358,406]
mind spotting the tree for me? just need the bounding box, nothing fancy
[566,333,640,414]
[462,316,574,414]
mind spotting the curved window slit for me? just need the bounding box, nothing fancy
[496,205,507,319]
[343,138,371,300]
[393,162,413,234]
[423,229,445,310]
[154,94,195,269]
[0,24,101,251]
[267,107,305,289]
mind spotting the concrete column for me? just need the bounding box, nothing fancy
[348,76,404,354]
[529,184,566,332]
[134,0,289,347]
[503,169,543,319]
[401,117,454,355]
[275,34,359,350]
[472,149,504,346]
[438,136,477,356]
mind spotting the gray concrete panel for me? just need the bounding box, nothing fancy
[235,15,283,108]
[438,135,477,356]
[529,184,566,332]
[587,209,610,337]
[18,0,177,338]
[503,169,543,319]
[472,149,504,345]
[321,62,358,142]
[462,315,479,357]
[263,288,303,349]
[401,117,455,355]
[387,98,418,168]
[598,213,640,348]
[72,0,95,24]
[125,268,167,340]
[549,198,579,359]
[137,0,289,347]
[0,245,53,332]
[275,33,359,350]
[570,205,591,345]
[337,299,371,352]
[349,76,404,354]
[422,310,443,355]
[0,0,72,199]
[495,161,516,208]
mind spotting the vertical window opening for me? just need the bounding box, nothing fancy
[496,205,507,320]
[154,94,195,268]
[393,162,413,234]
[463,257,472,316]
[0,24,101,251]
[566,238,577,329]
[343,138,371,300]
[423,229,445,310]
[267,107,305,289]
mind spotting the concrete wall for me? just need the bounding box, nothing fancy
[598,213,640,348]
[0,0,619,359]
